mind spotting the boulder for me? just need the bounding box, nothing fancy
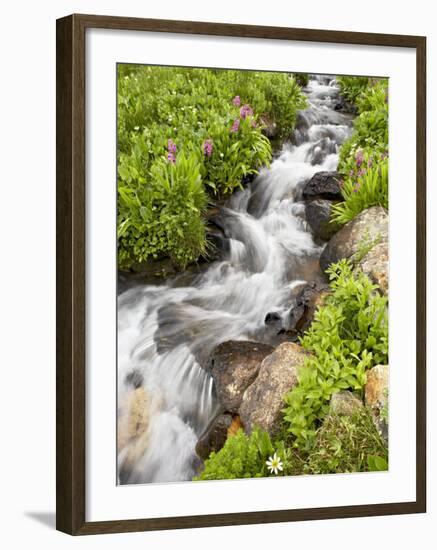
[320,206,388,272]
[365,364,389,441]
[287,281,330,334]
[195,413,233,460]
[355,241,389,295]
[330,391,363,416]
[302,171,343,201]
[305,199,341,241]
[207,340,274,412]
[239,342,308,436]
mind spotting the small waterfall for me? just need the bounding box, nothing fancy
[117,75,354,484]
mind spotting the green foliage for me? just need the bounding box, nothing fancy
[333,79,389,225]
[331,156,388,225]
[117,65,306,268]
[118,151,208,268]
[195,428,278,481]
[304,409,388,474]
[337,75,370,104]
[282,260,388,448]
[294,73,309,88]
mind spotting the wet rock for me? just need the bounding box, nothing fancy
[264,311,283,330]
[302,171,344,201]
[239,342,308,436]
[334,95,358,115]
[330,391,363,416]
[365,364,389,441]
[205,225,230,261]
[320,206,388,272]
[355,241,389,295]
[117,387,155,482]
[305,199,341,241]
[207,340,274,412]
[287,281,330,334]
[195,413,233,460]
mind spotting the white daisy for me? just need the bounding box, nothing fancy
[266,452,283,475]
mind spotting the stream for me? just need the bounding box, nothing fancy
[117,75,354,484]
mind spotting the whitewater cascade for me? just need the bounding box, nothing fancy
[117,75,353,484]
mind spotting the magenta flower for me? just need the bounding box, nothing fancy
[230,118,240,133]
[355,150,364,167]
[203,139,213,158]
[240,104,254,119]
[358,168,366,177]
[367,157,373,168]
[167,152,176,164]
[353,181,360,193]
[167,139,177,155]
[232,95,241,106]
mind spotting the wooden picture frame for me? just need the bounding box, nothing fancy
[56,13,426,535]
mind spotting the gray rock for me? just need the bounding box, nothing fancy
[207,340,274,412]
[330,391,363,416]
[365,364,389,441]
[305,199,341,241]
[195,413,233,460]
[302,171,344,201]
[355,241,389,295]
[320,206,388,272]
[239,342,308,436]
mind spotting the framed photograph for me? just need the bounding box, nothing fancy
[56,14,426,535]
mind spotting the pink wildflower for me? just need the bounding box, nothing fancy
[240,104,254,119]
[231,118,240,133]
[232,95,241,106]
[167,152,176,164]
[355,150,364,167]
[203,139,213,158]
[167,139,177,155]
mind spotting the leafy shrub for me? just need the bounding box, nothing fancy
[195,428,277,481]
[282,260,388,448]
[294,73,309,88]
[117,65,306,268]
[337,75,370,104]
[331,155,388,225]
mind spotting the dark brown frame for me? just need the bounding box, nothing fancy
[56,13,427,535]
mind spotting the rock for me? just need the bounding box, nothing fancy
[117,387,156,482]
[260,113,278,139]
[305,199,341,241]
[205,225,230,261]
[287,281,330,334]
[302,171,344,201]
[239,342,308,436]
[264,311,283,331]
[365,365,389,441]
[320,206,388,272]
[355,241,389,295]
[207,340,274,412]
[330,391,363,416]
[334,95,358,115]
[195,413,233,460]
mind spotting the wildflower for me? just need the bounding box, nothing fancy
[353,181,360,193]
[240,104,254,119]
[349,170,354,177]
[230,118,240,133]
[232,95,241,106]
[167,139,177,155]
[367,157,373,168]
[266,453,283,475]
[167,152,176,164]
[203,138,213,158]
[355,149,364,167]
[358,168,366,177]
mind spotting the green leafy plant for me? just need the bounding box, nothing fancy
[282,260,388,448]
[331,156,388,225]
[337,76,370,104]
[195,428,279,481]
[117,65,307,268]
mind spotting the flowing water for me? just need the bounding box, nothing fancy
[117,75,354,484]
